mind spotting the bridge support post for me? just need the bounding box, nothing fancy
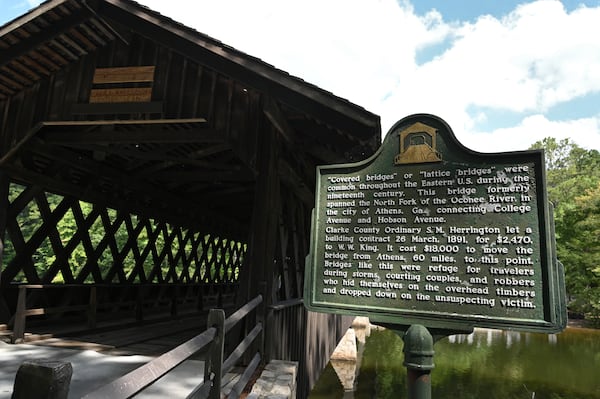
[0,171,9,321]
[11,285,27,343]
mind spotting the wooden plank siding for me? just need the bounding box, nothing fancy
[92,66,155,84]
[89,87,152,103]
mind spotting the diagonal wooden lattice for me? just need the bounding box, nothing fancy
[1,182,246,286]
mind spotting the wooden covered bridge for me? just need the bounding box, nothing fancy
[0,0,381,396]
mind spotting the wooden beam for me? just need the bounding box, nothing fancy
[35,192,75,283]
[3,195,73,284]
[39,120,231,145]
[70,101,163,115]
[264,98,296,146]
[303,141,346,164]
[0,172,9,311]
[278,159,314,207]
[42,127,223,144]
[150,169,255,183]
[191,184,253,200]
[0,122,44,166]
[58,143,238,171]
[19,54,52,75]
[236,120,280,306]
[68,27,97,51]
[0,8,94,69]
[42,118,206,126]
[0,0,70,38]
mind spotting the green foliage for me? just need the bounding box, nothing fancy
[530,137,600,322]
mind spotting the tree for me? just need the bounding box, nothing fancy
[556,183,600,321]
[530,138,600,322]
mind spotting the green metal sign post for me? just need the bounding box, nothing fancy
[403,325,434,399]
[304,114,567,397]
[381,323,473,399]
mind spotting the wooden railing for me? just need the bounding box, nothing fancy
[9,283,237,343]
[81,294,263,399]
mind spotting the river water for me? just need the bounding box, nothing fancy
[309,326,600,399]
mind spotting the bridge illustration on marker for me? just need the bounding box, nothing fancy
[394,122,443,165]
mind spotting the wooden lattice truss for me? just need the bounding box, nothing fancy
[2,182,245,285]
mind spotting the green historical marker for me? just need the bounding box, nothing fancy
[305,114,567,333]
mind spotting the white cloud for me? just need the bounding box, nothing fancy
[138,0,600,153]
[141,0,448,110]
[379,0,600,151]
[461,115,600,153]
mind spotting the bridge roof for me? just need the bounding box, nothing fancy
[0,0,381,235]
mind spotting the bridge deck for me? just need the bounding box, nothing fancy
[0,315,245,398]
[24,314,210,356]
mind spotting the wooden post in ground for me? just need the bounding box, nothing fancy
[11,285,27,343]
[87,286,97,329]
[237,121,280,306]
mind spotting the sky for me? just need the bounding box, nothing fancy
[1,0,600,154]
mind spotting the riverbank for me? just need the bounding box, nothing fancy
[567,317,597,329]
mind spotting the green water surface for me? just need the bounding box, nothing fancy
[310,327,600,399]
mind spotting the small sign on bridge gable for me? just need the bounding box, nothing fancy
[304,114,567,333]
